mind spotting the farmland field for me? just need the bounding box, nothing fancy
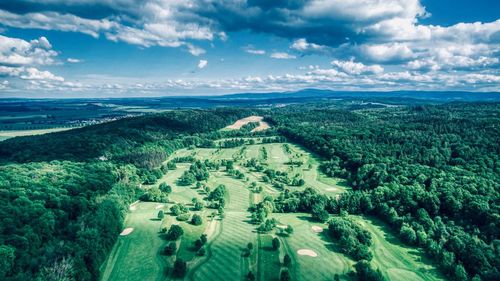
[100,138,444,281]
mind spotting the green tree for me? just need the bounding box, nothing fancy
[167,225,184,240]
[191,214,203,226]
[0,245,15,277]
[272,237,280,250]
[280,270,291,281]
[172,259,187,277]
[164,242,177,256]
[283,254,291,267]
[157,210,164,220]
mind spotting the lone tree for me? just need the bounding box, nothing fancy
[283,254,291,267]
[164,242,177,256]
[167,225,184,240]
[172,258,187,278]
[272,237,280,251]
[191,214,203,226]
[200,234,208,245]
[159,182,172,193]
[280,270,291,281]
[247,271,256,281]
[247,242,253,251]
[157,210,164,220]
[285,225,294,235]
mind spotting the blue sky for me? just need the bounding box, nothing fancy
[0,0,498,97]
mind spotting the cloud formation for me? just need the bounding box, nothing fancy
[197,59,208,69]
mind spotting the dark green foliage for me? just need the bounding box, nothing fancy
[159,182,172,193]
[172,258,187,278]
[247,271,256,281]
[272,237,280,250]
[140,186,168,202]
[355,260,386,281]
[283,254,291,267]
[191,214,203,226]
[167,225,184,240]
[328,217,373,261]
[270,103,500,280]
[280,270,291,281]
[164,243,177,256]
[158,210,165,220]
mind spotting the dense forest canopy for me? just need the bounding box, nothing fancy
[0,102,498,281]
[268,103,500,280]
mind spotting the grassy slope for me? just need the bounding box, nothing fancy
[351,216,444,281]
[100,202,165,281]
[101,138,443,281]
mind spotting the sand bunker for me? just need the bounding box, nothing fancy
[155,204,164,209]
[297,249,318,257]
[311,226,324,233]
[120,228,134,236]
[325,188,337,192]
[225,116,270,132]
[251,121,270,132]
[276,224,288,229]
[225,116,263,130]
[129,200,140,211]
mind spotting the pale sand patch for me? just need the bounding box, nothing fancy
[325,187,337,192]
[155,204,164,209]
[251,121,270,132]
[225,116,263,130]
[276,224,287,229]
[297,249,318,257]
[120,228,134,236]
[311,226,324,233]
[129,200,140,211]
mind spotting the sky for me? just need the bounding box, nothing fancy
[0,0,499,97]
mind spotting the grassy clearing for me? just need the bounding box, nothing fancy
[271,213,354,281]
[0,127,76,141]
[350,216,444,281]
[102,141,443,281]
[100,202,165,281]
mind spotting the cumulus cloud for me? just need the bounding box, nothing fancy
[198,59,208,69]
[0,35,58,66]
[270,52,296,59]
[20,67,64,81]
[331,60,384,75]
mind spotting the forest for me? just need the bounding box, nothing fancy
[0,102,498,281]
[0,108,253,280]
[268,103,499,281]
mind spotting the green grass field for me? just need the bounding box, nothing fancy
[101,137,443,281]
[0,127,77,141]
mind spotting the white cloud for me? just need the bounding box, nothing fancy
[331,60,384,75]
[187,44,206,56]
[67,58,82,63]
[0,35,58,66]
[20,67,64,82]
[270,52,296,59]
[198,59,208,69]
[243,46,266,55]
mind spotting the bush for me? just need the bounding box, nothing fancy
[191,214,203,225]
[167,225,184,240]
[172,259,187,278]
[197,247,206,256]
[177,213,191,221]
[272,237,280,250]
[355,260,385,281]
[157,210,164,220]
[164,242,177,256]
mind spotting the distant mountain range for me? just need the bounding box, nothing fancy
[209,89,500,102]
